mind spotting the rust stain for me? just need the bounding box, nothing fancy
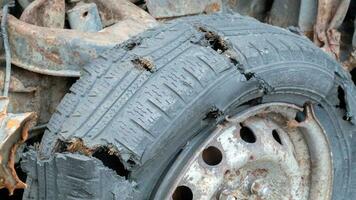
[66,138,94,156]
[29,40,63,65]
[0,97,36,195]
[287,119,300,128]
[6,120,20,130]
[204,2,221,13]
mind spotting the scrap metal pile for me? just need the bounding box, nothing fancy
[0,0,354,199]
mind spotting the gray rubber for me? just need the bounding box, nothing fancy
[21,150,136,200]
[24,13,356,200]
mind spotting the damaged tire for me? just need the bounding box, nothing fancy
[23,14,356,200]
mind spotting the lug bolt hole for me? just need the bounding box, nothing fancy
[173,186,193,200]
[202,146,223,166]
[272,129,282,145]
[240,125,256,143]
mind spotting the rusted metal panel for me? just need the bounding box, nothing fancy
[0,64,72,126]
[268,0,301,27]
[146,0,222,18]
[0,97,36,195]
[314,0,351,59]
[67,3,103,32]
[5,0,157,77]
[224,0,268,21]
[20,0,65,28]
[298,0,318,38]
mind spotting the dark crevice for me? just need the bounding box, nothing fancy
[56,139,70,153]
[57,138,134,179]
[240,71,274,93]
[203,106,223,120]
[124,39,142,51]
[337,86,347,109]
[92,147,131,179]
[350,68,356,85]
[240,97,263,107]
[0,163,26,200]
[196,27,229,53]
[265,0,275,13]
[272,129,282,145]
[337,85,351,121]
[131,57,155,72]
[244,72,254,81]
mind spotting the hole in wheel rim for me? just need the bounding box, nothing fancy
[172,186,193,200]
[272,129,282,145]
[202,146,223,166]
[240,125,256,143]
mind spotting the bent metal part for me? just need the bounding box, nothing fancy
[0,97,36,195]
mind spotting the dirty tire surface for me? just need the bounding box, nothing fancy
[24,14,356,200]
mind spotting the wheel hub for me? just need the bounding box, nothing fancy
[156,103,332,200]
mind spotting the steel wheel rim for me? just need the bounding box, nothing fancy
[157,103,333,200]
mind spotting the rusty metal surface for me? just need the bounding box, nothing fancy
[5,0,157,77]
[268,0,301,27]
[314,0,351,59]
[146,0,222,18]
[0,97,36,195]
[156,103,332,200]
[18,0,33,9]
[20,0,65,28]
[0,65,73,126]
[223,0,268,21]
[67,3,103,32]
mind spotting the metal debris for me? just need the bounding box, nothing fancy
[314,0,351,59]
[0,97,36,195]
[2,2,11,97]
[0,66,71,126]
[298,0,318,38]
[5,0,157,77]
[17,0,34,9]
[67,3,103,32]
[268,0,301,27]
[223,0,268,21]
[20,0,65,28]
[146,0,222,18]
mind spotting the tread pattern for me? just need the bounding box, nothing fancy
[22,151,135,200]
